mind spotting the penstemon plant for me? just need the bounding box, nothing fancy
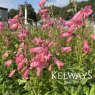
[0,0,95,95]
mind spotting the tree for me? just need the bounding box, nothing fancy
[20,4,37,23]
[45,0,94,20]
[8,4,37,23]
[8,9,18,18]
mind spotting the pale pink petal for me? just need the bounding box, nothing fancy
[4,60,12,68]
[9,70,16,77]
[83,39,90,54]
[61,46,72,53]
[23,69,29,80]
[53,57,64,69]
[90,34,95,40]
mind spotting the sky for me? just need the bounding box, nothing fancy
[0,0,88,12]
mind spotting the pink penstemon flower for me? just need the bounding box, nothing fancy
[4,36,9,46]
[71,11,83,21]
[16,53,24,64]
[39,0,46,8]
[20,67,27,73]
[61,19,74,27]
[52,57,64,70]
[23,68,29,80]
[90,34,95,40]
[60,25,74,38]
[39,9,48,15]
[4,60,12,68]
[19,42,25,49]
[42,24,49,30]
[10,23,19,30]
[8,18,18,25]
[13,15,19,19]
[48,65,53,71]
[2,52,9,60]
[83,39,90,54]
[36,67,42,77]
[61,46,72,53]
[66,36,73,43]
[0,22,4,31]
[9,70,16,77]
[32,37,43,45]
[18,28,28,41]
[30,47,43,54]
[60,32,71,38]
[82,5,93,18]
[17,58,26,71]
[36,62,49,77]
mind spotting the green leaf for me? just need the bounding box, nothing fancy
[89,84,95,95]
[18,79,26,85]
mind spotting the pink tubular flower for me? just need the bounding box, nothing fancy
[4,36,9,46]
[23,69,29,80]
[17,58,26,71]
[19,43,25,49]
[90,34,95,40]
[36,62,49,77]
[66,36,73,43]
[30,47,43,54]
[61,46,72,53]
[18,28,28,41]
[71,11,83,28]
[0,22,4,31]
[29,38,54,77]
[48,65,53,71]
[36,67,42,77]
[32,37,43,45]
[39,9,48,15]
[9,70,16,77]
[62,20,74,27]
[8,19,19,30]
[60,25,74,38]
[60,32,72,38]
[10,23,19,30]
[42,23,49,30]
[52,57,64,69]
[72,11,83,21]
[83,39,90,54]
[42,21,54,30]
[39,0,46,8]
[16,53,24,64]
[30,46,51,69]
[2,52,9,60]
[4,60,12,68]
[8,19,18,25]
[82,5,93,18]
[8,14,20,30]
[41,13,48,19]
[13,15,19,19]
[20,67,27,73]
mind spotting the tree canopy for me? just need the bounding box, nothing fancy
[8,4,37,22]
[8,9,18,19]
[44,0,95,20]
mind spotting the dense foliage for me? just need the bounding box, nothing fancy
[46,0,95,20]
[8,4,37,23]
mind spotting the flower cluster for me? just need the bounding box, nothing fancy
[18,28,28,41]
[0,22,4,31]
[39,0,55,29]
[60,5,93,54]
[30,38,64,76]
[8,15,19,30]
